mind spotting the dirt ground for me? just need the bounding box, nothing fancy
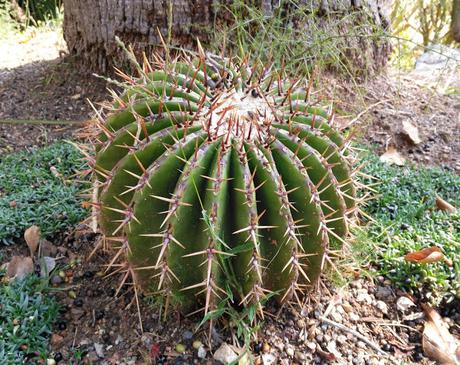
[1,29,459,365]
[5,226,457,365]
[0,29,107,152]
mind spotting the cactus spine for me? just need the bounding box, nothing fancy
[90,49,358,316]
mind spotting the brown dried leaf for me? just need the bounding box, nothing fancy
[436,195,456,213]
[402,120,422,144]
[7,256,34,280]
[422,304,460,365]
[380,147,406,166]
[404,246,451,265]
[24,225,40,256]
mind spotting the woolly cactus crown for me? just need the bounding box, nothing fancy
[91,48,357,316]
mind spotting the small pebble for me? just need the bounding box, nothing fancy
[175,343,186,353]
[182,330,193,340]
[53,352,63,362]
[197,345,207,359]
[192,340,202,350]
[50,275,63,285]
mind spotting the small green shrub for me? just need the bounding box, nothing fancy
[0,274,59,364]
[0,141,88,245]
[18,0,62,24]
[358,151,460,302]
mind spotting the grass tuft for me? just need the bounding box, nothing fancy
[0,141,88,245]
[357,150,460,303]
[0,274,59,364]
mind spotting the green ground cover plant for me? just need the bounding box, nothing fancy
[0,141,87,244]
[0,273,59,364]
[358,150,460,303]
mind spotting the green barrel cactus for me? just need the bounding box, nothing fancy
[91,50,357,315]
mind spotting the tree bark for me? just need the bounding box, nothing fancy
[452,0,460,42]
[63,0,392,74]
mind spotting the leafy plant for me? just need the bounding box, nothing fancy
[18,0,62,25]
[0,274,60,364]
[0,141,88,244]
[357,150,460,303]
[91,47,358,317]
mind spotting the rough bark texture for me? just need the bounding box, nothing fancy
[452,0,460,42]
[63,0,392,73]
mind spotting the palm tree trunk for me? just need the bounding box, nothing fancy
[63,0,392,73]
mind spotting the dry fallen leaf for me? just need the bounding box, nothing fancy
[404,246,452,266]
[402,120,422,144]
[7,256,34,280]
[422,304,460,365]
[24,225,40,256]
[380,147,406,166]
[436,195,456,213]
[40,256,56,277]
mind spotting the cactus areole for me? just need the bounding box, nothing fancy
[92,51,357,315]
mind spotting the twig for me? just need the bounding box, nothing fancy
[319,316,386,355]
[349,99,387,125]
[71,327,78,348]
[360,318,422,332]
[0,119,85,125]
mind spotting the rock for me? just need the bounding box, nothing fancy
[175,343,186,353]
[182,330,193,340]
[375,300,388,315]
[295,351,306,362]
[296,319,305,328]
[50,275,63,285]
[356,289,372,304]
[341,302,353,313]
[94,343,104,358]
[337,335,347,345]
[330,311,343,323]
[192,340,202,349]
[375,286,392,300]
[396,297,415,312]
[214,343,238,364]
[46,359,56,365]
[286,346,294,357]
[261,353,277,365]
[306,342,316,351]
[415,44,460,71]
[115,335,123,345]
[197,345,207,359]
[50,333,64,347]
[349,313,360,322]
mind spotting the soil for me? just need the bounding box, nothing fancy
[0,29,107,152]
[6,227,459,365]
[324,66,460,173]
[1,29,459,365]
